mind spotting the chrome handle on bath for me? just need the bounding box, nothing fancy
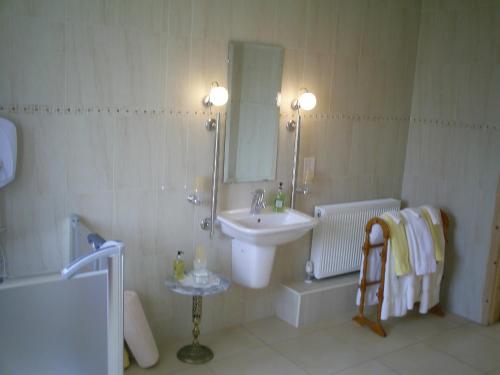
[61,242,124,280]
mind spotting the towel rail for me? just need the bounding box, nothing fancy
[353,210,449,337]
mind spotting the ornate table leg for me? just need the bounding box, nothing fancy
[177,296,214,364]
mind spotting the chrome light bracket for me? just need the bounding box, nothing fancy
[205,118,216,131]
[200,217,211,231]
[286,120,297,131]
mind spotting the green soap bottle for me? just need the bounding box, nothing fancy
[173,251,185,280]
[274,182,286,212]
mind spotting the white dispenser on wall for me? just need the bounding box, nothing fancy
[0,117,17,188]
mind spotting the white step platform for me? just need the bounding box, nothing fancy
[275,273,359,328]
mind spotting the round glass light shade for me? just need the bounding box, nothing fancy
[209,86,228,106]
[298,92,317,111]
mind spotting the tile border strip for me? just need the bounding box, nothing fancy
[0,104,496,131]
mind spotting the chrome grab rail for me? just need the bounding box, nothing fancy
[290,113,301,209]
[200,112,221,238]
[61,243,122,280]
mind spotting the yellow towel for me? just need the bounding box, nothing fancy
[382,213,411,276]
[421,209,444,262]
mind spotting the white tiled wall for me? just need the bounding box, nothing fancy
[402,0,500,323]
[0,0,421,343]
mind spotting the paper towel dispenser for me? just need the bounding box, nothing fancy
[0,117,17,188]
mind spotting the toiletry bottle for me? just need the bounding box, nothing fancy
[274,182,286,212]
[173,251,185,281]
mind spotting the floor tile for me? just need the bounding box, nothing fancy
[271,330,366,375]
[200,326,265,360]
[171,367,216,375]
[126,344,197,375]
[242,312,354,345]
[208,347,308,375]
[424,325,500,372]
[327,320,417,358]
[333,360,399,375]
[243,316,304,344]
[385,311,463,340]
[379,342,482,375]
[464,322,500,342]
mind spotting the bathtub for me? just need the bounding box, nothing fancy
[0,216,124,375]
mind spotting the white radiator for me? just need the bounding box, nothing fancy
[311,198,401,279]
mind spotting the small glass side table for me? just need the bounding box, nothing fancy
[165,273,230,364]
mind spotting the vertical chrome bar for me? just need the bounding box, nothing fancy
[291,113,301,209]
[107,242,124,375]
[210,112,221,238]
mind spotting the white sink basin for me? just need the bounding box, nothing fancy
[217,208,318,289]
[218,208,318,246]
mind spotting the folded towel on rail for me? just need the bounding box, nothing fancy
[421,206,445,262]
[420,206,446,311]
[356,222,419,319]
[356,208,445,319]
[401,208,436,276]
[381,212,411,276]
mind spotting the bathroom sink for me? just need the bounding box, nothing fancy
[217,208,318,246]
[218,208,317,289]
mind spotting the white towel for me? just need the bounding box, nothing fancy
[356,223,418,319]
[356,210,445,319]
[418,206,446,313]
[124,290,159,368]
[421,205,441,225]
[401,208,436,276]
[386,211,403,225]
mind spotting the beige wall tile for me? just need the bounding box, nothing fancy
[302,52,333,113]
[66,0,106,25]
[191,0,232,43]
[9,0,66,21]
[164,36,191,110]
[3,190,67,276]
[274,0,307,50]
[66,115,114,194]
[10,16,65,105]
[114,116,164,190]
[331,55,359,114]
[166,0,192,37]
[230,0,276,43]
[188,39,228,111]
[113,189,159,256]
[0,16,11,104]
[335,0,366,59]
[65,192,114,239]
[66,24,166,106]
[305,0,337,53]
[104,0,164,33]
[31,116,68,195]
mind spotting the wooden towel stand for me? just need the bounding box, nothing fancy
[353,210,449,337]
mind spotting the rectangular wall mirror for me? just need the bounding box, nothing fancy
[224,41,284,183]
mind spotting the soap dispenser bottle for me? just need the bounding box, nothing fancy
[274,182,286,212]
[173,251,185,281]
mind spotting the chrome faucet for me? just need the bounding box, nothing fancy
[250,189,266,215]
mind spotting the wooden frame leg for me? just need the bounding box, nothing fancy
[429,304,445,317]
[352,315,387,337]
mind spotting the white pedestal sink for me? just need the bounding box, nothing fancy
[217,208,318,288]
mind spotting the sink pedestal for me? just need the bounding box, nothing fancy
[232,239,276,289]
